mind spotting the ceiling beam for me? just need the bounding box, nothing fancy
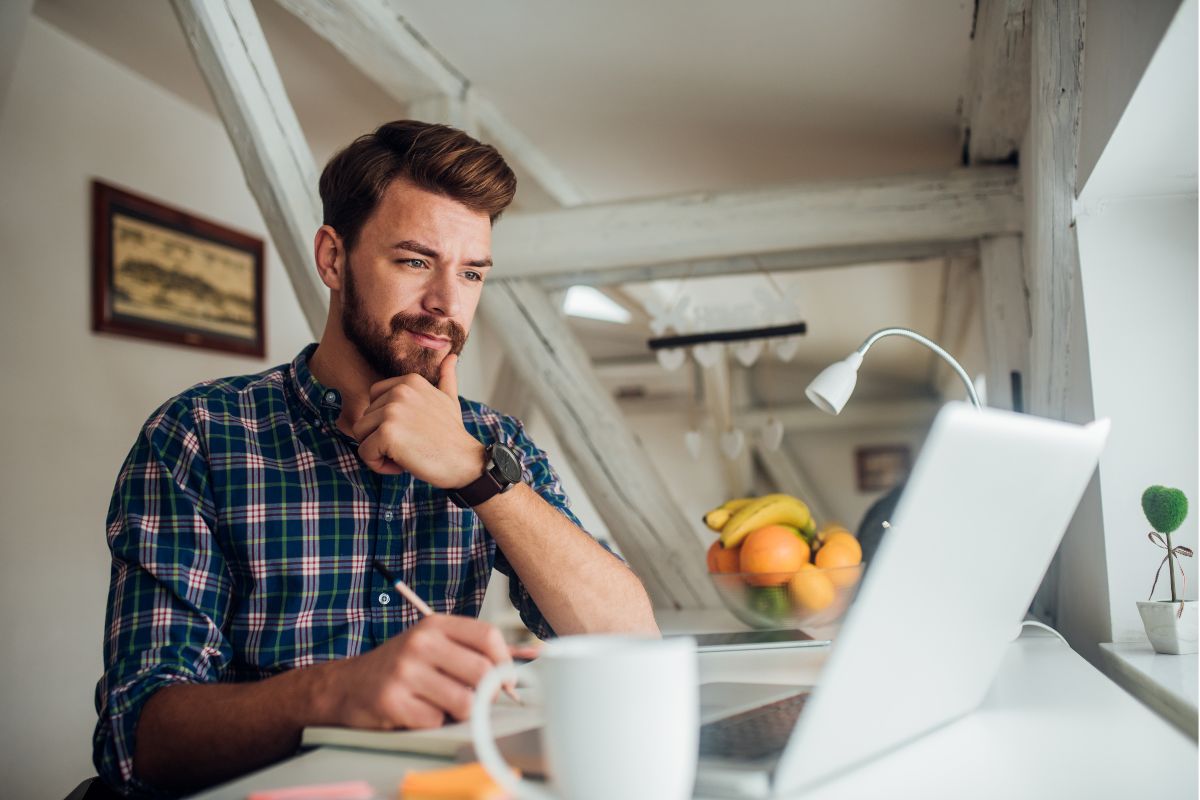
[172,0,327,336]
[538,239,975,290]
[979,234,1031,411]
[493,167,1022,281]
[963,0,1032,165]
[274,0,584,207]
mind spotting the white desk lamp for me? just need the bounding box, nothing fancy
[805,327,983,414]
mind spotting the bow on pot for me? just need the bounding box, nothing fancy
[1148,531,1194,618]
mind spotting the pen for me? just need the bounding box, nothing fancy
[372,560,522,705]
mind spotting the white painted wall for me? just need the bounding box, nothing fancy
[1074,0,1198,644]
[1077,196,1199,640]
[0,19,315,796]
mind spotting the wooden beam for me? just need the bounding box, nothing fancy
[1025,0,1086,419]
[931,249,982,400]
[738,399,942,434]
[487,357,538,423]
[700,352,751,499]
[493,168,1022,280]
[0,0,33,112]
[171,0,327,336]
[979,235,1031,411]
[478,279,719,610]
[537,239,975,290]
[964,0,1032,164]
[752,443,834,525]
[275,0,584,207]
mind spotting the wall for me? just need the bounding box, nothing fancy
[1072,0,1198,647]
[0,19,317,796]
[1077,196,1199,640]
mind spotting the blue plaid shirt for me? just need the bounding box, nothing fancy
[94,344,582,795]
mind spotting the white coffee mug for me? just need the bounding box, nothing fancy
[471,634,698,800]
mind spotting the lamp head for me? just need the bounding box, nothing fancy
[805,351,864,415]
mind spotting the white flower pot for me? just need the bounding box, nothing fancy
[1136,600,1198,654]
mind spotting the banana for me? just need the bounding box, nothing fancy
[701,497,755,532]
[720,494,812,548]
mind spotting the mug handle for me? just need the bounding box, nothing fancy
[471,662,556,800]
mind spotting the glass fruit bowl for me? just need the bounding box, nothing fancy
[708,564,865,630]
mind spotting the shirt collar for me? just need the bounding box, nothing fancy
[290,343,343,425]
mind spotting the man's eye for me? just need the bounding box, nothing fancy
[463,271,483,282]
[396,258,426,269]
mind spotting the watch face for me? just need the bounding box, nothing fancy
[491,444,523,485]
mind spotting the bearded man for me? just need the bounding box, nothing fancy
[93,120,658,798]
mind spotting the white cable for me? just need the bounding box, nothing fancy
[1019,619,1070,647]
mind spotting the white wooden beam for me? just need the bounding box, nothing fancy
[0,0,34,113]
[700,353,751,499]
[487,358,538,423]
[479,280,719,610]
[931,249,982,400]
[1025,0,1086,419]
[739,399,942,435]
[172,0,327,336]
[493,168,1022,280]
[537,239,976,291]
[979,235,1031,411]
[274,0,584,207]
[752,442,834,526]
[964,0,1032,164]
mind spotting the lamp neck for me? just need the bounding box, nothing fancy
[856,327,983,410]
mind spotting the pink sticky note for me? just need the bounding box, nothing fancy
[247,780,375,800]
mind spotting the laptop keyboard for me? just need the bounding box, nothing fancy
[699,692,810,761]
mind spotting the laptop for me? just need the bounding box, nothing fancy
[474,403,1110,797]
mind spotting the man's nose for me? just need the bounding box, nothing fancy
[422,269,461,317]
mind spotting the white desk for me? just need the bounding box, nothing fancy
[191,622,1197,799]
[1099,640,1198,739]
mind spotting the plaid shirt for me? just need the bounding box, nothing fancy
[94,344,582,795]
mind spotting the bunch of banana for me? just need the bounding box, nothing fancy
[702,493,815,548]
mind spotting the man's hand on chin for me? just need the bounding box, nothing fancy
[352,354,485,487]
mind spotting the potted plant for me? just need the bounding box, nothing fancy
[1136,485,1196,654]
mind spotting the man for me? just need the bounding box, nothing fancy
[94,120,658,797]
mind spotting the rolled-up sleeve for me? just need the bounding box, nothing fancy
[93,399,234,795]
[490,419,624,641]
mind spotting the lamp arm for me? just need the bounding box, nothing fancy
[857,327,983,410]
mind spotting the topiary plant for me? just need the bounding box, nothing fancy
[1142,485,1191,605]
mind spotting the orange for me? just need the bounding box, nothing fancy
[822,531,863,563]
[788,563,835,611]
[706,540,741,574]
[739,525,811,586]
[814,540,863,588]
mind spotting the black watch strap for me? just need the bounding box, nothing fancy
[448,443,522,508]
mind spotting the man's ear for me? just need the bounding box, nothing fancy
[314,225,346,292]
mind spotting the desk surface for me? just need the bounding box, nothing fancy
[192,618,1197,800]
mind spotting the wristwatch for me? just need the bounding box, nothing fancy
[447,442,523,508]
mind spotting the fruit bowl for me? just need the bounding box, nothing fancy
[709,564,865,630]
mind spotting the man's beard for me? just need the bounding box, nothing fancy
[341,264,468,385]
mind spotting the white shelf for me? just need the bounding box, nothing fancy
[1099,640,1198,739]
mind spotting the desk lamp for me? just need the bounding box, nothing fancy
[805,327,982,414]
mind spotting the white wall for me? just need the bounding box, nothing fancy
[0,19,314,796]
[1073,0,1198,644]
[1077,195,1199,640]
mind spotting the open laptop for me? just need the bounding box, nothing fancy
[475,403,1110,797]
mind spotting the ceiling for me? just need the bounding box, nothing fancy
[32,0,981,400]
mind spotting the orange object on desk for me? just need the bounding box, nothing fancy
[399,762,520,800]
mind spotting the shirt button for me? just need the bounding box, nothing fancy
[378,592,391,606]
[323,390,337,404]
[383,510,394,523]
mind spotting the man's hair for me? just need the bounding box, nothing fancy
[319,120,517,252]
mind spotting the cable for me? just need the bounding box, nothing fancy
[1019,619,1070,647]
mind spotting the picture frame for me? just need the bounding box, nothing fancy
[91,180,265,358]
[855,444,912,493]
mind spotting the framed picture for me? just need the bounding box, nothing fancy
[92,180,265,357]
[855,444,912,493]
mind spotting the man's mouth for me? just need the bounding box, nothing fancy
[405,329,452,350]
